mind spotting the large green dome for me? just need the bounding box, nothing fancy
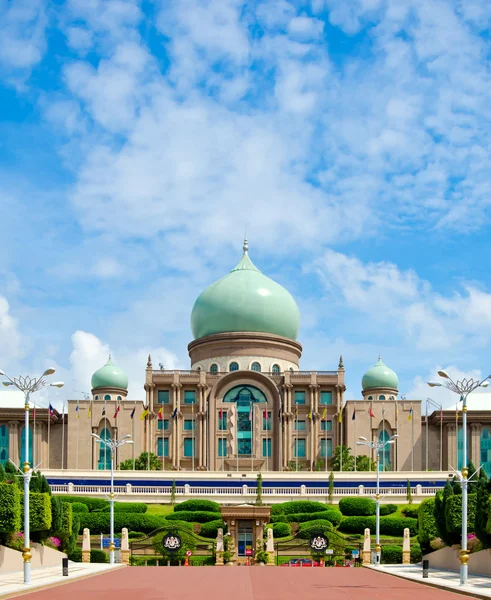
[91,356,128,390]
[191,241,300,341]
[362,357,399,391]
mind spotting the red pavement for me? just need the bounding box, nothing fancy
[18,567,469,600]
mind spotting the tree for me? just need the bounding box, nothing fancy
[256,473,263,506]
[467,460,478,494]
[120,452,161,470]
[328,471,334,504]
[0,462,5,482]
[170,480,177,506]
[332,446,354,471]
[434,481,454,546]
[406,480,413,504]
[475,472,491,547]
[356,455,375,471]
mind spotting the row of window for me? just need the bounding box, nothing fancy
[367,395,395,401]
[94,395,123,401]
[210,362,285,374]
[156,416,334,432]
[156,389,334,405]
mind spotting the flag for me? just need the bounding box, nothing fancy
[171,407,178,419]
[140,408,149,421]
[114,405,120,419]
[321,408,327,420]
[408,407,413,421]
[263,407,268,420]
[158,407,163,420]
[102,406,106,416]
[308,411,312,420]
[456,404,459,421]
[248,404,253,421]
[352,407,356,420]
[278,405,282,421]
[219,408,223,420]
[76,404,80,419]
[368,407,375,418]
[338,410,342,423]
[130,406,135,419]
[87,406,91,419]
[49,404,55,416]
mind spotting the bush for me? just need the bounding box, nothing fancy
[61,503,73,537]
[174,500,220,513]
[445,493,476,539]
[102,502,147,514]
[380,504,398,516]
[402,504,420,518]
[165,511,222,524]
[128,531,146,539]
[286,508,342,526]
[381,545,402,564]
[153,524,196,565]
[338,516,417,536]
[90,549,109,563]
[57,496,108,512]
[77,513,167,535]
[339,498,375,516]
[200,520,226,539]
[411,543,422,563]
[71,502,89,514]
[67,548,82,562]
[276,501,327,515]
[264,522,291,539]
[0,484,21,533]
[26,492,52,532]
[270,514,288,523]
[418,498,438,552]
[297,519,333,539]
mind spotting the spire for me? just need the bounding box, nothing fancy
[338,355,344,370]
[106,354,114,365]
[231,235,260,273]
[243,235,248,254]
[147,354,152,368]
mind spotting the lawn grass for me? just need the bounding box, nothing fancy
[146,504,175,517]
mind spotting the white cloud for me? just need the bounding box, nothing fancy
[287,16,324,41]
[0,296,26,368]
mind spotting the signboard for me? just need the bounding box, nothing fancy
[186,550,192,557]
[325,549,334,555]
[102,538,121,549]
[310,535,328,553]
[162,533,182,552]
[351,550,359,557]
[245,548,253,556]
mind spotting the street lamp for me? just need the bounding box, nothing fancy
[1,368,64,585]
[91,433,133,564]
[357,434,398,565]
[427,372,490,585]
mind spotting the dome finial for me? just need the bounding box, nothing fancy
[243,230,248,254]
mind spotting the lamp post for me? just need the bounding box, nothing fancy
[428,371,490,586]
[91,433,133,564]
[0,369,64,585]
[357,434,398,565]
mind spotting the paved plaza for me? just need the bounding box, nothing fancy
[7,566,481,600]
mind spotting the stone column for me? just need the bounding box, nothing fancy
[174,383,182,470]
[8,421,20,465]
[266,527,274,565]
[82,528,91,563]
[121,528,130,564]
[215,528,224,565]
[197,384,204,469]
[362,528,371,565]
[402,528,410,564]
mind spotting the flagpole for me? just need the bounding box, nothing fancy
[324,410,327,473]
[133,401,136,470]
[47,402,51,469]
[456,403,459,469]
[89,397,93,470]
[251,404,254,473]
[104,396,107,469]
[192,401,195,472]
[61,401,65,470]
[266,408,269,473]
[354,407,357,471]
[411,403,414,471]
[33,400,36,468]
[395,397,399,471]
[295,406,298,472]
[76,400,79,470]
[222,409,225,473]
[440,406,443,472]
[382,408,385,471]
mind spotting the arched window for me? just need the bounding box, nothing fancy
[223,385,268,404]
[117,396,122,401]
[0,425,8,465]
[289,367,294,372]
[229,362,239,372]
[378,430,391,471]
[98,427,111,470]
[210,364,218,373]
[272,364,281,374]
[104,394,111,401]
[20,426,33,466]
[481,428,491,476]
[95,395,99,401]
[251,362,261,372]
[379,395,386,401]
[368,396,373,401]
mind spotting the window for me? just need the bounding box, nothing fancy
[294,438,306,458]
[20,426,33,466]
[379,395,386,401]
[320,391,332,405]
[481,428,491,476]
[251,362,261,372]
[95,395,99,401]
[184,390,196,404]
[289,367,294,372]
[104,394,111,401]
[218,411,227,430]
[458,426,469,471]
[272,364,281,374]
[117,396,122,401]
[0,424,8,465]
[320,438,333,458]
[378,430,391,471]
[294,391,306,405]
[184,438,195,458]
[98,428,111,470]
[294,420,306,431]
[158,390,170,404]
[218,438,227,457]
[321,420,332,431]
[157,438,169,457]
[158,419,169,431]
[368,396,373,401]
[223,385,267,403]
[263,411,272,431]
[210,363,218,373]
[229,362,239,372]
[183,419,195,431]
[263,438,272,458]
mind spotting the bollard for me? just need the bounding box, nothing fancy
[423,559,429,578]
[62,557,69,577]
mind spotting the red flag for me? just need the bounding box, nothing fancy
[158,407,163,420]
[368,407,375,418]
[219,408,223,419]
[113,405,120,419]
[263,408,268,419]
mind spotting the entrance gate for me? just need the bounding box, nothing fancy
[274,530,362,567]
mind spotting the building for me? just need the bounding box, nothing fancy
[0,240,490,476]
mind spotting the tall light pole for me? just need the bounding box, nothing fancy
[0,369,64,585]
[357,434,398,565]
[91,433,133,565]
[428,371,490,585]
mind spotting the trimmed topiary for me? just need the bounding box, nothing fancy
[276,501,327,515]
[338,497,375,516]
[200,520,227,538]
[90,549,109,563]
[264,522,291,539]
[102,502,147,513]
[165,511,221,524]
[286,508,342,526]
[418,498,438,552]
[297,519,333,539]
[338,516,417,536]
[71,502,89,514]
[0,483,21,533]
[380,504,398,516]
[381,545,402,564]
[57,496,108,512]
[174,500,220,513]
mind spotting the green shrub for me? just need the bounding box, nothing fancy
[380,504,398,516]
[165,511,221,524]
[50,496,63,534]
[418,498,438,551]
[270,514,288,523]
[286,508,342,526]
[200,520,226,538]
[57,496,108,512]
[26,492,52,532]
[338,516,417,536]
[276,501,327,515]
[264,522,291,538]
[0,484,21,533]
[339,497,375,516]
[270,505,284,516]
[381,545,402,564]
[61,503,73,537]
[90,549,109,563]
[297,519,333,539]
[402,504,420,518]
[445,494,476,540]
[71,502,89,514]
[77,513,167,535]
[476,476,491,547]
[67,548,82,562]
[174,500,220,513]
[102,502,147,514]
[153,524,196,565]
[128,531,146,539]
[411,543,422,563]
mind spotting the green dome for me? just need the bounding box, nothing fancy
[362,357,399,391]
[91,356,128,390]
[191,241,300,341]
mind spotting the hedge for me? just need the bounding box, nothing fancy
[380,504,398,516]
[102,502,147,514]
[264,522,291,539]
[381,545,402,564]
[286,508,342,526]
[445,493,476,535]
[402,504,420,518]
[77,513,166,535]
[418,498,438,551]
[411,543,422,563]
[61,503,73,537]
[67,548,82,562]
[200,520,227,539]
[297,519,334,539]
[71,502,89,514]
[57,496,108,512]
[26,492,52,532]
[165,511,222,524]
[271,514,289,523]
[275,501,327,515]
[90,549,109,563]
[339,498,375,516]
[338,516,418,536]
[174,500,220,513]
[0,484,21,533]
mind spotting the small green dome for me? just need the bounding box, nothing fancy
[91,356,128,390]
[191,240,300,341]
[362,357,399,391]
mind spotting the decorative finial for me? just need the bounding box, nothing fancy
[243,235,248,253]
[338,355,344,370]
[378,354,382,362]
[147,354,152,368]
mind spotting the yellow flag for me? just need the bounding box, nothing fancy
[338,410,342,423]
[308,411,312,420]
[88,407,91,418]
[322,408,327,420]
[140,409,149,421]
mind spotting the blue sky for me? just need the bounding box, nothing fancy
[2,0,491,409]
